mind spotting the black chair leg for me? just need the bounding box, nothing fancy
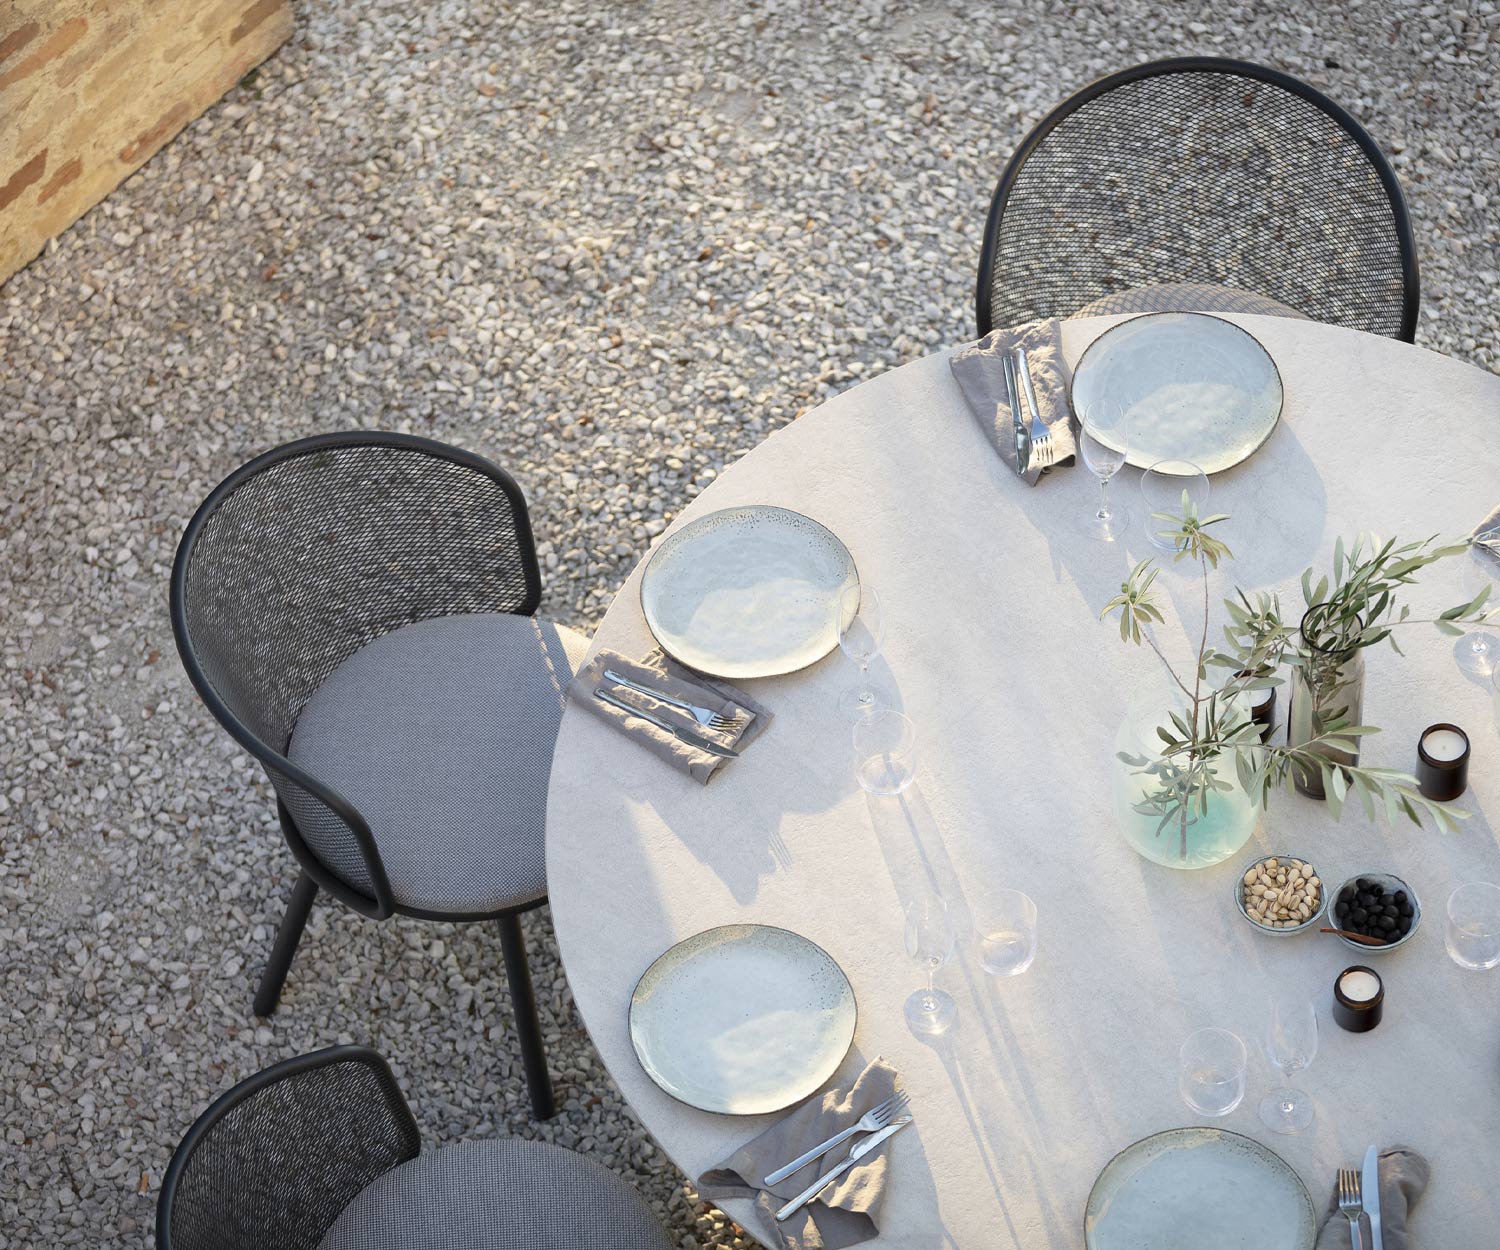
[498,911,556,1120]
[254,870,317,1017]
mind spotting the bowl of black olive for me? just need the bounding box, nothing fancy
[1330,873,1420,952]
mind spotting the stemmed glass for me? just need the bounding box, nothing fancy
[903,895,957,1036]
[1259,993,1318,1134]
[1455,530,1500,675]
[853,711,917,796]
[1078,398,1131,542]
[837,585,889,718]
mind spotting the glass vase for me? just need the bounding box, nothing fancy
[1287,605,1366,799]
[1112,699,1258,870]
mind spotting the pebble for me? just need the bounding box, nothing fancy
[1,3,1494,1247]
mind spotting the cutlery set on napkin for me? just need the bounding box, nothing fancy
[1316,1145,1428,1250]
[569,647,772,782]
[950,317,1078,485]
[699,1058,912,1250]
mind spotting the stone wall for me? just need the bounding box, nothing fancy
[0,0,292,286]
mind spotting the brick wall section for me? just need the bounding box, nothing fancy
[0,0,292,286]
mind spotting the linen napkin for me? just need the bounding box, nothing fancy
[1312,1146,1429,1249]
[698,1058,901,1250]
[949,317,1077,485]
[569,648,771,783]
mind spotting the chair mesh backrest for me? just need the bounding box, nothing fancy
[173,435,541,905]
[159,1047,420,1250]
[979,61,1415,340]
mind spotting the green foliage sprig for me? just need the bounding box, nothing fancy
[1101,498,1491,854]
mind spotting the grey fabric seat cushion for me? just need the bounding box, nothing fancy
[1073,281,1310,321]
[288,612,587,915]
[317,1138,673,1250]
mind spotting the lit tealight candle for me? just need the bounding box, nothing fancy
[1333,965,1384,1033]
[1417,723,1470,802]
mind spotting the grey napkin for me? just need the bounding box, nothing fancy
[949,317,1077,485]
[1313,1146,1429,1249]
[699,1058,901,1250]
[569,648,771,783]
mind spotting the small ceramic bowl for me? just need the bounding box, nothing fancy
[1329,872,1421,954]
[1233,853,1326,937]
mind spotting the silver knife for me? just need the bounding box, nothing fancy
[1363,1145,1383,1250]
[1002,351,1030,476]
[774,1116,912,1222]
[593,688,739,758]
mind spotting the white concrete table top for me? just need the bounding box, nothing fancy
[546,314,1500,1247]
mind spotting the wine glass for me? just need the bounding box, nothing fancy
[1444,882,1500,970]
[838,585,889,718]
[1178,1027,1247,1117]
[852,711,916,796]
[1259,993,1318,1134]
[903,895,957,1036]
[1141,460,1211,554]
[976,889,1038,977]
[1077,398,1131,542]
[1455,531,1500,675]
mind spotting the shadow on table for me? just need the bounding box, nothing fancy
[864,784,1090,1250]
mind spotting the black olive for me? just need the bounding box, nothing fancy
[1351,907,1369,924]
[1339,886,1357,905]
[1398,901,1414,917]
[1335,900,1349,918]
[1356,877,1373,890]
[1370,883,1385,898]
[1394,890,1408,905]
[1378,915,1396,931]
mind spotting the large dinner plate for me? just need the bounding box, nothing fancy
[1070,312,1284,473]
[629,924,858,1115]
[1084,1127,1316,1250]
[640,504,859,679]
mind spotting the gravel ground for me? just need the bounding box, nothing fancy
[1,1,1495,1245]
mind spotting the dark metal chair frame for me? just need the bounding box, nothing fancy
[171,431,558,1119]
[975,56,1420,342]
[157,1046,421,1250]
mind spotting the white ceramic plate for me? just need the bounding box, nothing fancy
[1070,312,1284,473]
[629,924,858,1115]
[640,505,859,680]
[1085,1127,1316,1250]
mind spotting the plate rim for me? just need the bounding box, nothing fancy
[637,502,861,680]
[627,921,859,1116]
[1068,310,1286,475]
[1083,1125,1316,1250]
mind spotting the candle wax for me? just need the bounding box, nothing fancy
[1423,728,1468,762]
[1340,969,1382,1003]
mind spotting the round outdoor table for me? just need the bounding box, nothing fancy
[546,314,1500,1247]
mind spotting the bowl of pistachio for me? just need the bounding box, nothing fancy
[1234,854,1325,936]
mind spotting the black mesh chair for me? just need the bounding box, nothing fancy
[171,432,589,1119]
[975,57,1419,341]
[157,1045,673,1250]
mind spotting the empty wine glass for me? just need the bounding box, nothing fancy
[853,710,916,796]
[904,895,957,1036]
[1455,531,1500,675]
[1141,460,1211,554]
[976,889,1038,977]
[838,585,890,718]
[1178,1027,1247,1117]
[1078,398,1131,542]
[1259,993,1318,1134]
[1444,882,1500,970]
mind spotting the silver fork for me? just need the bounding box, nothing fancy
[603,669,746,732]
[762,1090,910,1186]
[1338,1167,1366,1250]
[1015,347,1054,469]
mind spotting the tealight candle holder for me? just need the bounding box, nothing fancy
[1416,723,1469,802]
[1332,965,1384,1033]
